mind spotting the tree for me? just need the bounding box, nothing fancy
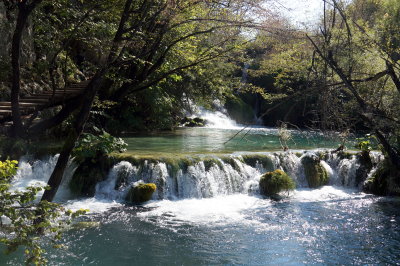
[306,0,400,171]
[38,0,268,202]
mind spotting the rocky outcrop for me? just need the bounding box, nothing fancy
[180,117,206,127]
[301,154,329,188]
[69,155,113,197]
[125,182,157,204]
[364,160,400,196]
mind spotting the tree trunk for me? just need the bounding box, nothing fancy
[10,0,43,137]
[41,0,132,202]
[41,72,104,202]
[10,4,29,137]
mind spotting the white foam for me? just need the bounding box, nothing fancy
[138,194,269,226]
[64,198,122,213]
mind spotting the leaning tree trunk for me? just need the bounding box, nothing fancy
[41,72,104,202]
[40,0,134,202]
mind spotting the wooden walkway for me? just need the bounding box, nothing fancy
[0,80,90,123]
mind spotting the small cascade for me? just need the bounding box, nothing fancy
[12,155,77,201]
[10,150,384,204]
[93,150,383,202]
[185,100,241,129]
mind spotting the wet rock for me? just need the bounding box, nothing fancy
[69,155,112,197]
[364,160,400,196]
[355,151,373,186]
[259,169,295,197]
[301,154,328,188]
[125,182,157,204]
[181,117,206,127]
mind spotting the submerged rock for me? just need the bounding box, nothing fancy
[301,154,328,188]
[259,169,295,197]
[125,183,157,204]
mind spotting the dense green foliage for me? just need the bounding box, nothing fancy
[72,131,127,163]
[0,160,86,264]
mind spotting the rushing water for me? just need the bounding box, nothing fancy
[1,120,399,264]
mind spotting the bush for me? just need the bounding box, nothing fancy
[0,160,87,264]
[72,131,127,163]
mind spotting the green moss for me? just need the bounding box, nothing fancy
[225,95,254,124]
[241,154,274,170]
[301,155,329,188]
[259,169,295,197]
[203,157,224,171]
[294,152,303,158]
[70,155,113,196]
[364,160,400,196]
[125,183,157,203]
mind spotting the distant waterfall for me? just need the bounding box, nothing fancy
[185,100,241,129]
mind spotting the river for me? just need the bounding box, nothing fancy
[1,117,399,265]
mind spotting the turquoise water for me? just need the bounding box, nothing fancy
[1,127,398,265]
[123,127,350,154]
[3,190,400,265]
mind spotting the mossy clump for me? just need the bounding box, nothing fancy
[364,160,400,196]
[259,169,295,197]
[225,95,254,124]
[70,155,113,196]
[355,151,373,186]
[203,157,223,171]
[125,183,157,204]
[301,154,329,188]
[180,117,206,127]
[241,154,274,170]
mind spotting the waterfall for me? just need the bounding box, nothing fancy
[94,151,383,201]
[185,99,241,129]
[10,150,383,204]
[12,155,77,202]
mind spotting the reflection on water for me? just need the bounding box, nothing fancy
[3,188,399,265]
[123,128,352,154]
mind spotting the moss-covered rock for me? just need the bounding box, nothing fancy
[180,117,206,127]
[355,151,373,186]
[301,154,329,188]
[364,160,400,196]
[259,169,295,197]
[125,183,157,203]
[225,95,254,124]
[69,155,113,197]
[241,154,274,170]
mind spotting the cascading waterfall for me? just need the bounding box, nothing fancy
[185,99,241,129]
[94,151,383,201]
[12,155,77,202]
[10,150,383,205]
